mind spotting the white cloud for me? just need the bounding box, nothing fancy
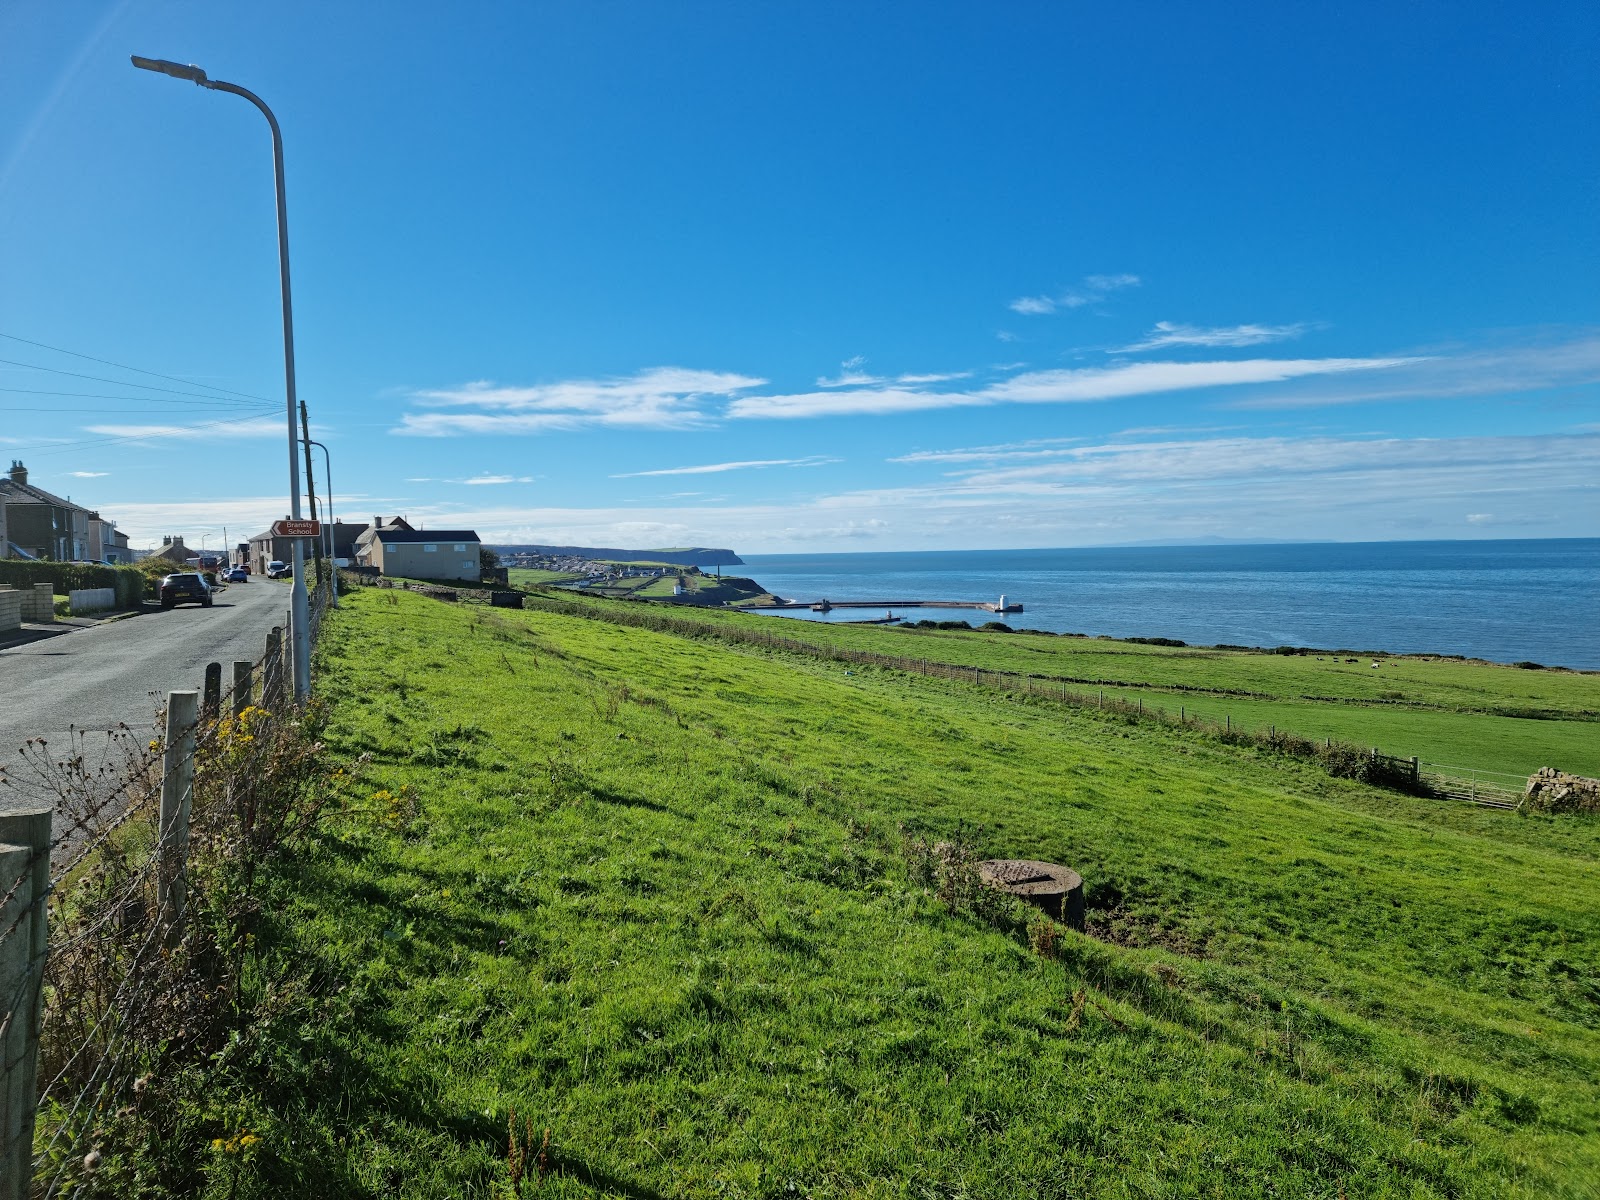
[398,367,765,436]
[896,371,972,384]
[68,470,108,477]
[610,456,838,479]
[1114,321,1313,352]
[464,474,534,485]
[339,430,1598,553]
[890,438,1082,465]
[1225,333,1600,409]
[816,371,887,388]
[840,355,866,370]
[728,355,1414,420]
[1009,273,1141,315]
[84,418,281,441]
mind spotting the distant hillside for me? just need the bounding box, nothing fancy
[491,544,744,568]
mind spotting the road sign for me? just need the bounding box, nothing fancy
[270,519,322,538]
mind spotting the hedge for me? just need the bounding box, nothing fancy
[0,560,148,609]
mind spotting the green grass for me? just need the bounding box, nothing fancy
[208,587,1600,1197]
[506,567,586,586]
[517,594,1600,777]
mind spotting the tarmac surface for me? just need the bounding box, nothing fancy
[0,577,293,802]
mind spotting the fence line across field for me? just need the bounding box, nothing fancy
[0,575,331,1197]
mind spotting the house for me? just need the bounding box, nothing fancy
[87,513,130,563]
[147,536,197,565]
[327,520,370,566]
[0,461,91,560]
[352,515,414,568]
[361,527,482,581]
[248,525,298,575]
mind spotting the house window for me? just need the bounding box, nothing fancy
[423,544,437,552]
[453,544,465,552]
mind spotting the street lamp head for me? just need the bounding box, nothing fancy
[130,56,209,85]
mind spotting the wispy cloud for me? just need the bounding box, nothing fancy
[464,474,534,485]
[316,430,1598,553]
[84,419,281,441]
[728,356,1414,420]
[397,367,765,436]
[1114,321,1313,352]
[68,470,108,477]
[890,438,1082,465]
[1224,333,1600,409]
[1009,273,1141,316]
[816,371,886,388]
[610,456,838,479]
[896,371,972,384]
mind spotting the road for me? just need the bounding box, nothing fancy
[0,578,293,796]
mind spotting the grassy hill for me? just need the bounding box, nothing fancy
[203,587,1600,1196]
[507,594,1600,779]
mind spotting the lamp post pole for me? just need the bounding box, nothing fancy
[132,56,311,703]
[304,438,338,608]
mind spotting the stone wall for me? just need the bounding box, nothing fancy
[17,583,52,623]
[1525,768,1600,814]
[0,587,20,635]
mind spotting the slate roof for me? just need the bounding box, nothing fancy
[374,529,481,544]
[0,477,83,511]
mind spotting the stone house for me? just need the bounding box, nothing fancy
[0,461,91,560]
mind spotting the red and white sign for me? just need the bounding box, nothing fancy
[270,519,322,538]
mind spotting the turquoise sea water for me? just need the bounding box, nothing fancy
[739,539,1600,670]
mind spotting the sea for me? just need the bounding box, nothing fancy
[739,539,1600,671]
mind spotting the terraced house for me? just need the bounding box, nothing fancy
[0,460,91,560]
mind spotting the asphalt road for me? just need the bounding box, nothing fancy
[0,578,293,796]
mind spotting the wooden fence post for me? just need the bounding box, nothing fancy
[231,661,253,718]
[263,627,282,705]
[158,691,199,944]
[0,805,51,1200]
[202,662,222,722]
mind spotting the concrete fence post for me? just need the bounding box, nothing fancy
[0,805,51,1200]
[202,662,222,722]
[231,661,253,718]
[263,628,282,706]
[157,691,199,945]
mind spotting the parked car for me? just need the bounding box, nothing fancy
[223,567,249,583]
[159,572,213,610]
[265,560,290,579]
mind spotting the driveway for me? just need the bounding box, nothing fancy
[0,577,295,797]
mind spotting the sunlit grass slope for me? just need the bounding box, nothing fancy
[258,589,1598,1197]
[533,594,1600,777]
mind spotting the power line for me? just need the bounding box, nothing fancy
[0,356,272,406]
[0,386,276,409]
[0,330,274,404]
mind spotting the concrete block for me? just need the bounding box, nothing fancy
[0,590,20,635]
[69,586,116,615]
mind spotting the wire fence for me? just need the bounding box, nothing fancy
[0,575,333,1196]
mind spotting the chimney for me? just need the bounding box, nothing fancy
[7,460,26,486]
[162,536,172,546]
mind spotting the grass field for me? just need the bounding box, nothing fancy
[507,568,587,586]
[513,593,1600,778]
[208,587,1600,1197]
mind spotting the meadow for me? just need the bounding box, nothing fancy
[197,586,1600,1197]
[546,594,1600,778]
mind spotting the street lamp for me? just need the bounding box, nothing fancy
[132,55,311,703]
[303,438,338,609]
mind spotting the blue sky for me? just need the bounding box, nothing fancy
[2,2,1596,552]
